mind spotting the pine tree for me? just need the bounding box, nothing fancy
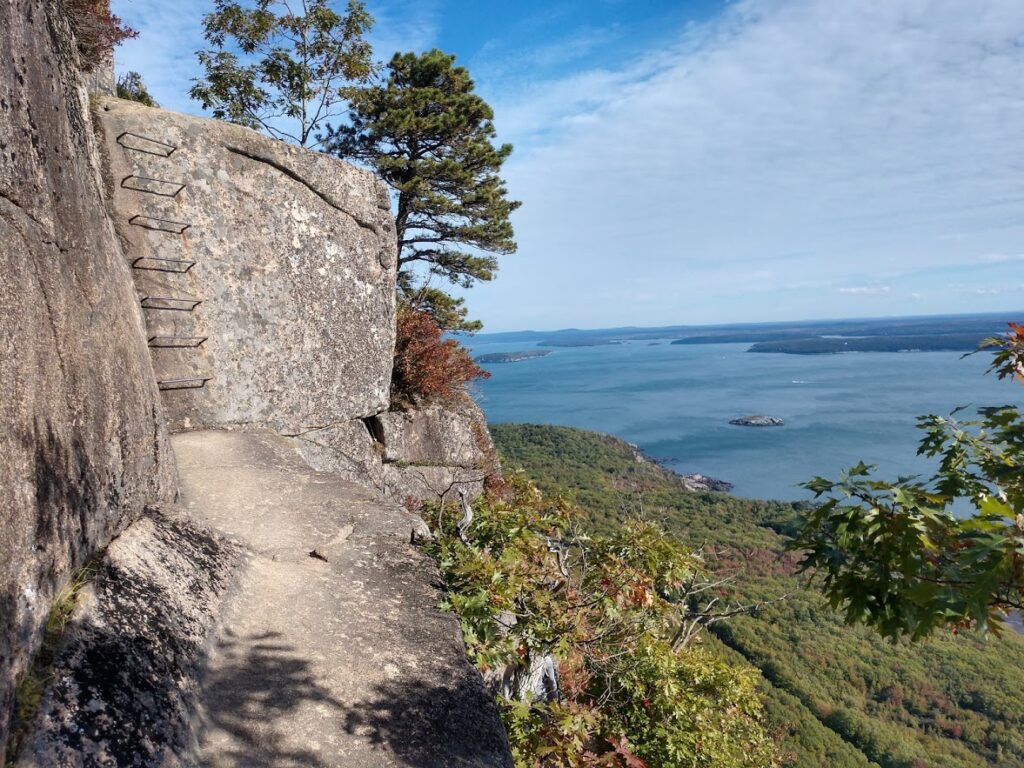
[326,50,520,331]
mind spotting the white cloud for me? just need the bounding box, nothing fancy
[365,0,441,59]
[111,0,1024,330]
[839,286,892,296]
[471,0,1024,329]
[978,253,1024,264]
[966,284,1024,296]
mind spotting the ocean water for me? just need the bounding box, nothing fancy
[465,339,1019,501]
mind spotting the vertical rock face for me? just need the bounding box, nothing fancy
[297,395,501,503]
[378,397,500,502]
[0,1,177,760]
[95,98,398,434]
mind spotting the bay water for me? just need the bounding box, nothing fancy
[465,338,1018,501]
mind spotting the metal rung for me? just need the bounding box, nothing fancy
[148,335,207,348]
[129,215,190,234]
[131,256,196,274]
[121,174,186,198]
[117,131,177,157]
[140,295,202,312]
[158,376,211,391]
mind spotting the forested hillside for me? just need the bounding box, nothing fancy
[491,424,1024,768]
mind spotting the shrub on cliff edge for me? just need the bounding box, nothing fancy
[115,71,158,106]
[65,0,137,71]
[427,474,780,768]
[391,304,489,407]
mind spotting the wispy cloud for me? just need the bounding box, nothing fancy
[839,286,891,296]
[978,253,1024,264]
[471,0,1024,328]
[962,284,1024,296]
[365,0,441,59]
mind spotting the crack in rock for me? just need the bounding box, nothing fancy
[223,145,382,236]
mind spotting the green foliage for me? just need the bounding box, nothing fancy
[326,49,520,331]
[190,0,374,147]
[793,324,1024,641]
[492,423,1024,768]
[116,71,158,106]
[427,474,778,767]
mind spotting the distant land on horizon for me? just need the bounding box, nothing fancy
[470,311,1020,353]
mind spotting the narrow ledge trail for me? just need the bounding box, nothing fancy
[173,429,511,768]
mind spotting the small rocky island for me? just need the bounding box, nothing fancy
[476,350,553,364]
[730,415,785,427]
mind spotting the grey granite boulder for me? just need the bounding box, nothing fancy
[377,397,500,503]
[0,3,176,759]
[294,397,501,504]
[95,97,398,434]
[377,398,494,467]
[13,507,242,768]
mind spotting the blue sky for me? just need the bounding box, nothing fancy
[113,0,1024,332]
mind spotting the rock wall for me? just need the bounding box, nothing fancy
[0,1,177,760]
[295,396,500,503]
[95,98,397,434]
[1,4,502,763]
[380,397,500,502]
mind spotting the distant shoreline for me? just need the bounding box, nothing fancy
[746,333,990,355]
[472,311,1017,350]
[626,442,734,493]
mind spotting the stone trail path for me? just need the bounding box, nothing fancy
[172,429,511,768]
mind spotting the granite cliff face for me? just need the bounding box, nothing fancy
[96,98,397,434]
[1,2,506,764]
[378,397,499,501]
[0,2,176,756]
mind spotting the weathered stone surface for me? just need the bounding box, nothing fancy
[174,429,513,767]
[729,415,785,427]
[292,418,387,491]
[295,397,501,504]
[382,464,487,506]
[679,473,734,493]
[0,3,176,760]
[377,398,493,468]
[14,507,242,768]
[95,97,397,434]
[82,52,114,96]
[373,397,499,503]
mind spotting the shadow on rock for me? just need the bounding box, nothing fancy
[8,508,240,766]
[343,675,512,768]
[199,630,346,768]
